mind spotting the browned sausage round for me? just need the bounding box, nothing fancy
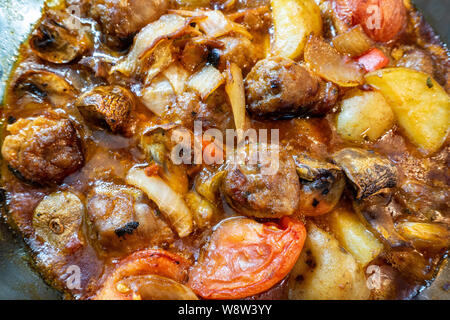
[1,116,84,185]
[244,57,321,118]
[90,0,168,38]
[221,144,300,218]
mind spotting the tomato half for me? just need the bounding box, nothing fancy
[188,217,306,299]
[93,249,193,300]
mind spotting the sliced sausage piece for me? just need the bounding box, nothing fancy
[221,143,300,218]
[1,116,84,185]
[90,0,168,38]
[244,57,337,118]
[87,182,174,253]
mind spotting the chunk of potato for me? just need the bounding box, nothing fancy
[336,89,395,142]
[365,68,450,154]
[288,223,370,300]
[271,0,322,60]
[329,207,384,267]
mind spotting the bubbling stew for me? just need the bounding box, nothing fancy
[0,0,449,300]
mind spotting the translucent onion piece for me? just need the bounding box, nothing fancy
[396,222,450,251]
[305,35,364,87]
[332,25,373,57]
[141,75,176,116]
[143,40,175,84]
[171,9,252,39]
[224,63,246,132]
[163,62,190,95]
[111,14,194,76]
[121,274,199,300]
[126,167,193,237]
[199,10,252,39]
[187,65,225,100]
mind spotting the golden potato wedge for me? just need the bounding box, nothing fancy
[270,0,322,60]
[329,207,384,267]
[336,89,395,142]
[365,68,450,154]
[288,223,370,300]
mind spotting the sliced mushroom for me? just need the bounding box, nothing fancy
[353,195,435,281]
[75,85,135,134]
[353,194,409,249]
[332,148,398,200]
[294,155,345,216]
[140,125,190,194]
[396,179,450,224]
[185,191,218,229]
[30,10,92,64]
[33,191,84,252]
[194,168,226,203]
[13,70,77,106]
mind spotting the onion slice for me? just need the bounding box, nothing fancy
[126,167,193,237]
[111,14,200,76]
[163,62,190,95]
[332,25,373,57]
[187,65,225,100]
[225,63,246,133]
[305,35,364,87]
[144,40,176,84]
[123,274,199,300]
[171,9,252,39]
[141,75,176,116]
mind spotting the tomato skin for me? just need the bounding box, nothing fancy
[93,249,191,300]
[188,217,306,299]
[334,0,359,26]
[355,0,406,42]
[334,0,407,42]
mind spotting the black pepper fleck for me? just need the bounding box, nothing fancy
[115,221,139,238]
[312,198,319,207]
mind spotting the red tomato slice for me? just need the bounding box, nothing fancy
[188,217,306,299]
[93,249,191,300]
